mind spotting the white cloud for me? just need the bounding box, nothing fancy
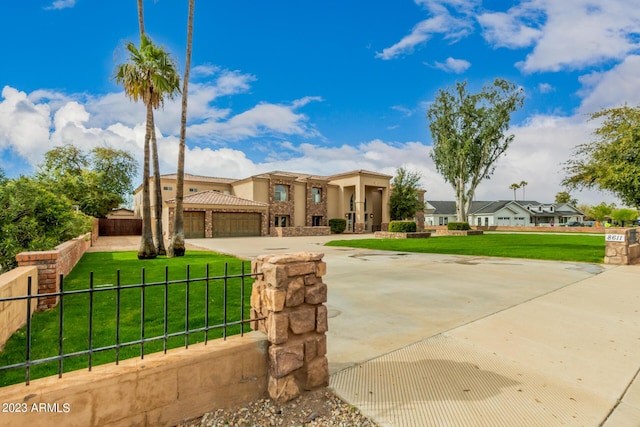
[391,105,414,117]
[433,57,471,73]
[511,0,640,72]
[577,55,640,114]
[538,83,554,94]
[477,6,543,49]
[387,0,640,74]
[0,86,52,162]
[376,1,474,60]
[44,0,77,10]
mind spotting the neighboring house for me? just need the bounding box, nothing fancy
[424,200,585,227]
[133,170,394,238]
[106,208,136,219]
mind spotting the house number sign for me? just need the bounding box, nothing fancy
[605,234,626,242]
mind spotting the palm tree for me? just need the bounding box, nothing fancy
[169,0,195,257]
[114,35,180,259]
[137,0,144,35]
[509,183,520,201]
[519,180,528,201]
[137,0,168,256]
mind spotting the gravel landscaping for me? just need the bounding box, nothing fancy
[176,388,377,427]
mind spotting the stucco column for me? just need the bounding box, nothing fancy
[354,181,365,233]
[381,187,390,232]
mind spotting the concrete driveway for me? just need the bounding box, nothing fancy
[187,235,608,373]
[189,235,640,426]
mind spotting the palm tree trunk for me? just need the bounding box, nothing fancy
[169,0,194,257]
[151,115,166,255]
[139,103,157,259]
[137,0,145,36]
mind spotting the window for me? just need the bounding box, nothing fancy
[189,188,198,193]
[349,194,354,211]
[274,185,288,201]
[163,186,173,191]
[312,188,322,203]
[274,216,289,227]
[312,216,322,226]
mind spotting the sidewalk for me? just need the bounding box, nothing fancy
[331,265,640,426]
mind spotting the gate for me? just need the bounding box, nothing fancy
[98,218,142,236]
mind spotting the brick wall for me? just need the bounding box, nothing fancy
[15,233,92,311]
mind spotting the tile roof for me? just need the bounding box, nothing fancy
[161,173,237,184]
[166,190,268,207]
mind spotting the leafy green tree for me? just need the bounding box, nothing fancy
[38,145,137,218]
[563,105,640,208]
[389,167,425,221]
[428,79,525,222]
[590,202,616,222]
[0,176,92,272]
[576,203,593,220]
[611,208,638,226]
[555,191,577,205]
[114,35,180,259]
[169,0,195,258]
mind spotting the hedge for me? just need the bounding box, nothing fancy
[447,222,471,230]
[389,221,417,233]
[329,218,346,234]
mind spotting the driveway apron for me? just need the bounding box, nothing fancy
[188,235,640,426]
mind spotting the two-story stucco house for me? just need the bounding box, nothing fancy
[133,170,394,238]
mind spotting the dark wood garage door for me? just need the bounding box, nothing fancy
[212,213,261,237]
[184,211,205,238]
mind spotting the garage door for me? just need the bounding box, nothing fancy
[184,211,205,238]
[212,213,261,237]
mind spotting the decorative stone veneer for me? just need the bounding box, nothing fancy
[374,231,431,239]
[269,178,296,227]
[250,252,329,402]
[271,227,331,237]
[435,230,484,236]
[305,181,328,226]
[16,233,92,311]
[605,228,640,265]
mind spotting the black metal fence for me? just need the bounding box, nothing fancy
[0,262,259,386]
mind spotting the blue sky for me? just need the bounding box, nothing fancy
[2,0,640,205]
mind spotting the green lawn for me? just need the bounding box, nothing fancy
[326,233,605,264]
[0,251,252,387]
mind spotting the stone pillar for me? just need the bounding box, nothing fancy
[605,228,640,265]
[250,252,329,402]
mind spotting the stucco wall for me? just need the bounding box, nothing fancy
[0,266,38,348]
[0,333,268,427]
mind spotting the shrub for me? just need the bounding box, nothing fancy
[329,218,346,234]
[389,221,417,233]
[447,222,471,230]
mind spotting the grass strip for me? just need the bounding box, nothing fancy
[326,233,605,264]
[0,251,252,387]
